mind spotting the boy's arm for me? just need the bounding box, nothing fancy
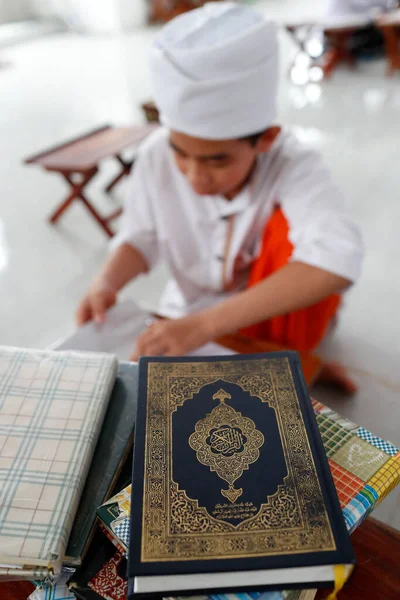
[76,134,161,326]
[96,243,149,292]
[131,261,350,358]
[204,261,349,334]
[76,243,148,325]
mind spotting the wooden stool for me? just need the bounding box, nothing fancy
[378,10,400,75]
[286,16,370,80]
[148,0,224,23]
[322,27,356,77]
[25,124,156,237]
[142,101,160,123]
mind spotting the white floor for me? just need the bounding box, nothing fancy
[1,1,400,528]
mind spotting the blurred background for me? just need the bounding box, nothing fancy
[1,0,400,526]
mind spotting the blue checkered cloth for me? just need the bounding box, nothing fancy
[355,427,399,456]
[113,516,130,553]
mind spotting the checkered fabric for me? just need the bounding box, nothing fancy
[0,346,118,579]
[355,427,399,456]
[316,414,354,458]
[331,435,390,482]
[212,594,284,600]
[243,402,400,600]
[367,455,400,506]
[328,460,364,508]
[313,403,358,432]
[342,485,379,534]
[358,483,379,510]
[342,493,369,533]
[311,399,324,413]
[113,517,130,555]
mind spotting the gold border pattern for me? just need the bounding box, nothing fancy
[141,358,336,562]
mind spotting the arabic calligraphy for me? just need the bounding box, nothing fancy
[189,389,264,504]
[207,425,247,456]
[212,501,258,521]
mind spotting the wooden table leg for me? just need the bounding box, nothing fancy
[380,25,400,76]
[323,31,355,77]
[105,207,123,222]
[285,24,314,79]
[49,168,98,224]
[105,155,133,194]
[50,168,116,238]
[78,196,115,238]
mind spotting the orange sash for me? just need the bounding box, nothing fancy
[240,208,341,352]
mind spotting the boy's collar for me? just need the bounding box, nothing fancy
[215,188,251,217]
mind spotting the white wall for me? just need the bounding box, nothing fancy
[31,0,147,31]
[0,0,36,23]
[119,0,147,30]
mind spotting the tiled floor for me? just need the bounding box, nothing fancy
[1,1,400,527]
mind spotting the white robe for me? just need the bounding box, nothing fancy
[111,128,364,318]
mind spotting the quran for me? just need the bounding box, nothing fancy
[128,353,355,598]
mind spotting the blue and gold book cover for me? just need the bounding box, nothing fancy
[129,353,354,584]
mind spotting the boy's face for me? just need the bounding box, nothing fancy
[169,128,280,200]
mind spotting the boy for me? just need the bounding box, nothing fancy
[76,2,364,360]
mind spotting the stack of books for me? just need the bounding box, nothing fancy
[97,484,131,557]
[68,352,356,600]
[12,349,400,600]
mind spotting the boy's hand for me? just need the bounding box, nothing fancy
[75,280,117,326]
[131,313,215,360]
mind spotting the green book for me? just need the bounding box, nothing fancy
[65,361,138,566]
[97,498,122,532]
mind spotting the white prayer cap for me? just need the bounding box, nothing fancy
[149,2,278,140]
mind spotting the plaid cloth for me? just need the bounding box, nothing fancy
[29,574,74,600]
[0,346,118,580]
[355,427,399,456]
[314,402,400,533]
[113,517,130,553]
[37,397,400,600]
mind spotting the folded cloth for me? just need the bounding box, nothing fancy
[29,574,74,600]
[0,346,118,580]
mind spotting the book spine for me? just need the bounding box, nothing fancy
[98,522,128,556]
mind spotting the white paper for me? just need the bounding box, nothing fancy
[53,300,150,360]
[188,342,235,357]
[53,300,235,359]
